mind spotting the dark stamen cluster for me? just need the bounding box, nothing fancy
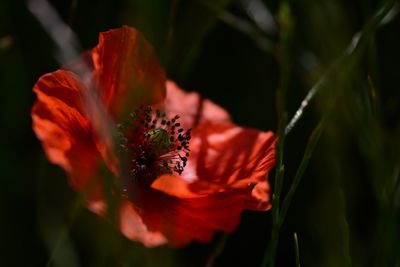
[117,106,191,187]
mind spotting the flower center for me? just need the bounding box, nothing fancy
[117,106,191,187]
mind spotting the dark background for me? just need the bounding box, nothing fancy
[1,0,400,266]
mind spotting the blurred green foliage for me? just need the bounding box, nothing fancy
[1,0,400,266]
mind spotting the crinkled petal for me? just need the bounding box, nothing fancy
[87,199,167,247]
[129,187,247,247]
[119,201,168,247]
[164,81,231,129]
[32,70,102,197]
[91,26,166,119]
[152,121,275,210]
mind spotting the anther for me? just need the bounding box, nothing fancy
[118,106,191,188]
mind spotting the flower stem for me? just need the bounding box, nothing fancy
[262,0,396,266]
[261,2,292,266]
[293,232,301,267]
[279,119,325,224]
[205,234,228,267]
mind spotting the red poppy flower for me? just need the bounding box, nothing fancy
[32,26,276,247]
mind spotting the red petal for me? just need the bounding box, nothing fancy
[119,201,168,247]
[146,122,275,245]
[164,81,231,129]
[152,122,275,211]
[91,26,166,119]
[130,187,247,247]
[32,70,102,197]
[86,199,167,247]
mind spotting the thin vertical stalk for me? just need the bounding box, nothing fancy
[261,2,292,266]
[293,232,301,267]
[336,176,353,267]
[261,0,395,266]
[279,119,325,224]
[205,234,229,267]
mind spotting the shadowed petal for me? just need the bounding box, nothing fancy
[86,199,168,247]
[152,122,275,211]
[133,187,247,247]
[32,70,102,197]
[164,81,231,129]
[91,26,167,119]
[119,201,168,247]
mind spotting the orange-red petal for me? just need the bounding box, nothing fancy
[152,121,275,211]
[130,187,248,247]
[91,26,167,119]
[32,70,102,197]
[164,81,231,129]
[144,121,275,246]
[86,199,168,247]
[119,201,168,247]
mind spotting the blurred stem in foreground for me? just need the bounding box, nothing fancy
[293,232,301,267]
[261,1,292,266]
[261,0,396,266]
[204,234,228,267]
[28,0,123,265]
